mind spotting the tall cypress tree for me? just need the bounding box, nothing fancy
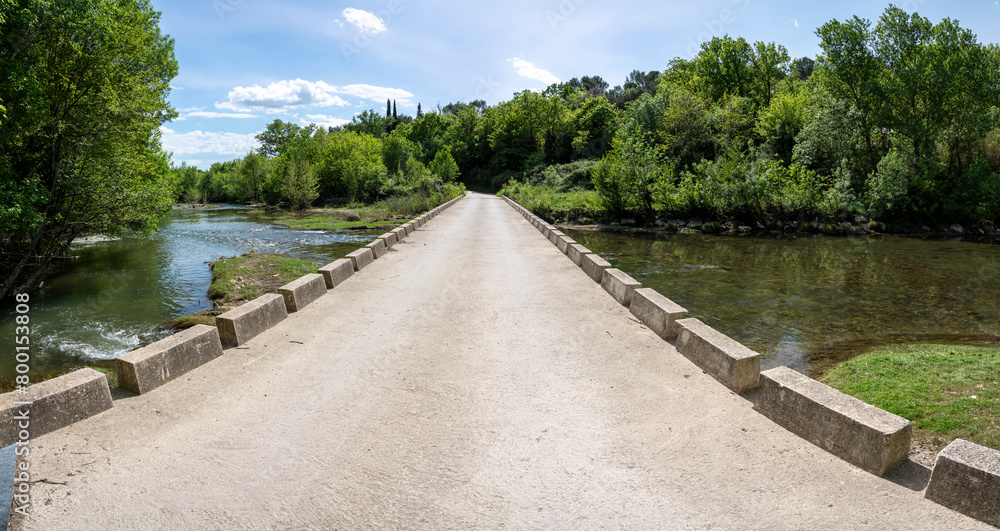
[417,103,423,118]
[392,100,397,120]
[386,98,391,117]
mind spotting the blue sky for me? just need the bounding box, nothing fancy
[156,0,1000,168]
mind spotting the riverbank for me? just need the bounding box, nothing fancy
[168,252,319,328]
[500,188,1000,240]
[823,343,1000,466]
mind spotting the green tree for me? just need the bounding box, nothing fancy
[255,119,302,158]
[317,131,386,201]
[430,146,460,182]
[0,0,178,297]
[276,150,318,210]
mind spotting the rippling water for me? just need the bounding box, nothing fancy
[0,206,380,382]
[564,229,1000,376]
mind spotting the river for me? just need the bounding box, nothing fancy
[0,206,379,385]
[565,229,1000,376]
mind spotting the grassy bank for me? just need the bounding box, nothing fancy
[823,343,1000,458]
[168,252,319,328]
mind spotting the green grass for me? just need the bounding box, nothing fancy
[823,343,1000,451]
[208,252,318,306]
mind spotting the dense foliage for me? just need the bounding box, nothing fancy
[0,0,178,297]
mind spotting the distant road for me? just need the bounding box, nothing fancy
[24,193,987,529]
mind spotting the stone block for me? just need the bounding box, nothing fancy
[346,248,375,271]
[278,273,327,312]
[566,244,592,266]
[117,325,224,394]
[318,259,354,289]
[403,222,415,236]
[675,318,760,394]
[580,253,612,283]
[391,227,407,243]
[378,232,397,248]
[548,229,565,246]
[216,293,288,347]
[755,366,911,476]
[629,288,688,340]
[556,235,577,255]
[600,268,642,306]
[365,238,387,259]
[925,439,1000,526]
[0,369,113,444]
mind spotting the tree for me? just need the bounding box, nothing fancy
[0,0,178,297]
[276,150,318,210]
[417,103,423,118]
[317,131,386,201]
[751,41,790,108]
[256,120,302,158]
[791,56,815,81]
[430,146,460,182]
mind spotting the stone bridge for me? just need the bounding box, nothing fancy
[3,193,997,529]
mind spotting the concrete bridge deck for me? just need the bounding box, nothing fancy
[24,194,987,529]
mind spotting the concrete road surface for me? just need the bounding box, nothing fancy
[22,193,988,529]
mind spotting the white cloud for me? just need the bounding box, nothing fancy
[215,80,413,113]
[159,127,260,156]
[176,110,258,121]
[507,58,560,86]
[216,79,350,112]
[792,19,800,29]
[304,114,352,129]
[342,8,386,34]
[337,84,414,104]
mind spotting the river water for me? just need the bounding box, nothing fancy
[0,206,379,384]
[565,229,1000,376]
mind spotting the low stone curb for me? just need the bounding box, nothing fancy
[925,439,1000,526]
[754,366,911,476]
[601,268,642,306]
[629,288,688,340]
[216,293,288,347]
[0,369,113,445]
[675,318,760,394]
[346,248,375,271]
[318,259,354,289]
[278,273,327,312]
[366,238,387,259]
[117,325,224,395]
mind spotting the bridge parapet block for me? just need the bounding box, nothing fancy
[675,318,760,394]
[601,268,642,306]
[0,368,112,445]
[216,293,288,346]
[580,253,612,283]
[279,273,327,312]
[556,235,577,255]
[366,238,387,259]
[318,259,354,289]
[629,288,688,340]
[378,232,397,249]
[755,366,911,476]
[924,439,1000,525]
[117,324,224,394]
[346,248,375,271]
[566,243,592,266]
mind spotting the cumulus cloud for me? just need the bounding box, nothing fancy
[304,114,352,129]
[342,8,386,34]
[159,127,260,156]
[215,80,413,113]
[337,84,414,104]
[216,79,350,113]
[508,58,560,86]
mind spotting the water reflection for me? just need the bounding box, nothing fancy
[0,206,380,382]
[565,230,1000,376]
